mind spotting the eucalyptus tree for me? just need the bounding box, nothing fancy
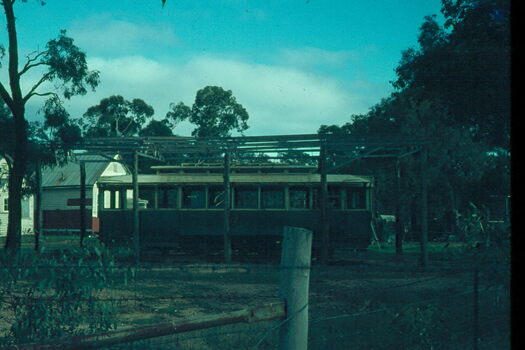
[80,95,155,137]
[0,1,99,252]
[167,86,249,137]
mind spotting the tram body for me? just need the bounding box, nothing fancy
[96,164,374,254]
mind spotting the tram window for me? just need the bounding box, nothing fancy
[312,187,341,209]
[182,187,206,208]
[139,187,155,209]
[208,186,225,208]
[103,190,111,209]
[290,187,309,209]
[347,188,366,209]
[158,186,178,208]
[261,187,284,209]
[234,187,258,209]
[328,187,341,209]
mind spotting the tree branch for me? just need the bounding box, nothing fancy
[23,72,53,103]
[19,51,47,76]
[0,81,14,110]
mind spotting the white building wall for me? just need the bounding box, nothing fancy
[0,159,34,236]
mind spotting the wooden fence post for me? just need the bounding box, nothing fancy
[420,147,429,267]
[223,152,232,263]
[279,226,312,350]
[34,161,42,252]
[132,151,140,264]
[79,161,86,248]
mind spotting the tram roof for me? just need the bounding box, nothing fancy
[98,173,373,186]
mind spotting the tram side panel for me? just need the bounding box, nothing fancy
[99,209,371,251]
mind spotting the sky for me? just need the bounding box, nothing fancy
[2,0,444,136]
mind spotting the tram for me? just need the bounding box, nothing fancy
[96,163,374,254]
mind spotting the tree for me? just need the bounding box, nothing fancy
[0,1,99,253]
[139,119,174,137]
[167,86,249,137]
[393,0,510,150]
[80,95,154,137]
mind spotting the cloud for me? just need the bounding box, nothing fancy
[68,14,180,56]
[24,54,389,136]
[276,46,380,70]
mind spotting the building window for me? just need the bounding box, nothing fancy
[3,197,8,212]
[182,187,206,209]
[234,187,258,209]
[22,198,30,218]
[208,186,225,208]
[347,188,366,209]
[290,187,309,209]
[261,187,284,209]
[158,186,178,208]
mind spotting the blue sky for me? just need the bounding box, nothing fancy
[3,0,443,136]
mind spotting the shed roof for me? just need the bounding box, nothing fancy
[42,154,115,188]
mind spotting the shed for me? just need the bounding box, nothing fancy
[41,153,128,234]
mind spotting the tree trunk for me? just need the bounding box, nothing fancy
[3,1,28,255]
[5,107,27,253]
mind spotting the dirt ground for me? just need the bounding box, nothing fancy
[0,236,511,349]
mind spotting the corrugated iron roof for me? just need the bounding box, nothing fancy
[42,154,114,188]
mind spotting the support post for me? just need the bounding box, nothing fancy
[279,226,312,350]
[223,152,232,263]
[394,158,404,258]
[79,161,86,247]
[420,147,429,267]
[319,145,330,263]
[33,161,42,252]
[132,151,140,264]
[473,268,479,350]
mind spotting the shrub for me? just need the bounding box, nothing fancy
[0,244,120,345]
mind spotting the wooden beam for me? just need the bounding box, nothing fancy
[79,161,86,248]
[420,147,429,267]
[33,161,42,252]
[132,151,140,264]
[4,303,285,350]
[223,152,232,263]
[318,145,330,263]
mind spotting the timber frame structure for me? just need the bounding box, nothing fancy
[34,133,428,265]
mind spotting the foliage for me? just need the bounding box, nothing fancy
[80,95,155,137]
[167,86,249,137]
[393,0,510,149]
[391,304,453,350]
[0,244,120,345]
[318,0,510,239]
[139,119,174,137]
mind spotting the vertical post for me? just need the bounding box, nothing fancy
[79,161,86,247]
[279,226,312,350]
[319,145,329,263]
[223,152,232,263]
[132,151,140,264]
[473,268,479,350]
[394,158,403,258]
[33,161,42,252]
[420,147,429,267]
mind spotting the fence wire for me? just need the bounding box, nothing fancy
[0,253,511,350]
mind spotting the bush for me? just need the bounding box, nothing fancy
[0,244,120,345]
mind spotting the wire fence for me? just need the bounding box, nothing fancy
[0,247,511,350]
